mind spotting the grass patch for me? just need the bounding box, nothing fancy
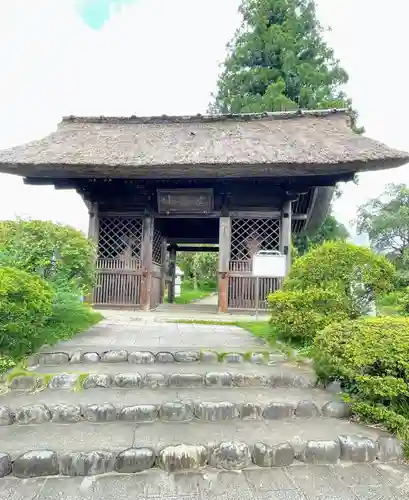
[165,286,215,304]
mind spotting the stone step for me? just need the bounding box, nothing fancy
[0,386,334,409]
[0,419,401,478]
[0,397,351,426]
[30,349,286,366]
[2,463,408,499]
[11,366,316,391]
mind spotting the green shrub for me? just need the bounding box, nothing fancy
[0,267,53,357]
[268,287,350,343]
[313,317,409,405]
[284,241,396,317]
[0,219,95,294]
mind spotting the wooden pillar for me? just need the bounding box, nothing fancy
[140,215,154,311]
[167,245,177,304]
[280,200,292,275]
[160,237,167,304]
[218,216,231,313]
[85,202,99,305]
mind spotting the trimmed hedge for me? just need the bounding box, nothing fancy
[284,241,396,317]
[268,287,350,343]
[0,267,53,357]
[312,317,409,439]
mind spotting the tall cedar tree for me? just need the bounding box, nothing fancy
[212,0,361,130]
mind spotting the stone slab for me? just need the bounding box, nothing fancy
[0,387,338,411]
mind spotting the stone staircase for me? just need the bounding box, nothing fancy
[0,314,406,498]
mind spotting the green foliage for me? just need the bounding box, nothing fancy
[293,214,349,256]
[268,287,349,343]
[357,184,409,258]
[212,0,362,131]
[284,241,396,317]
[0,267,53,358]
[177,251,217,290]
[0,219,95,294]
[313,317,409,404]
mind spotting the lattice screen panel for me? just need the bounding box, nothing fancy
[230,218,281,262]
[152,229,163,266]
[98,218,143,260]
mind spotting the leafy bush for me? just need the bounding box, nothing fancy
[312,316,409,440]
[313,317,409,404]
[0,219,95,294]
[268,287,350,343]
[284,241,396,317]
[0,267,53,357]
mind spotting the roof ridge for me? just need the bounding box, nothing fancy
[62,108,350,125]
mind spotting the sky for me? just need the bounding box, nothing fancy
[0,0,408,238]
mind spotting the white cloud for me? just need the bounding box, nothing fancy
[0,0,408,237]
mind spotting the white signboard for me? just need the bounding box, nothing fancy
[252,250,286,277]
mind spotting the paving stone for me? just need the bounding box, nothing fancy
[298,440,341,464]
[82,373,112,389]
[338,435,377,463]
[128,351,155,364]
[15,404,51,424]
[83,403,117,422]
[262,402,294,419]
[233,373,267,387]
[115,447,156,472]
[101,350,128,362]
[287,464,356,499]
[223,353,244,363]
[48,374,79,390]
[268,353,287,364]
[0,453,11,477]
[269,372,313,388]
[200,351,219,363]
[9,376,42,391]
[352,485,402,499]
[205,372,233,387]
[156,352,175,363]
[83,352,100,363]
[143,373,168,388]
[59,450,116,476]
[322,401,351,418]
[327,380,343,394]
[332,464,385,487]
[13,450,59,478]
[377,437,403,462]
[174,351,200,362]
[248,352,266,364]
[157,445,207,472]
[244,468,297,491]
[50,404,82,423]
[118,404,158,422]
[195,402,239,421]
[252,441,294,467]
[295,400,321,418]
[113,373,142,388]
[239,403,263,420]
[0,406,14,426]
[68,351,83,363]
[168,373,203,387]
[209,441,252,470]
[38,352,69,365]
[159,401,194,421]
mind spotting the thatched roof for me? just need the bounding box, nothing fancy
[0,109,407,179]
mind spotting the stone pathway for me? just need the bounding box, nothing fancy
[0,310,408,499]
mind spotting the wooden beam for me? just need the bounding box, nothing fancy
[140,215,154,311]
[280,200,292,275]
[169,245,219,253]
[160,237,168,304]
[167,245,177,304]
[218,216,231,313]
[86,202,99,305]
